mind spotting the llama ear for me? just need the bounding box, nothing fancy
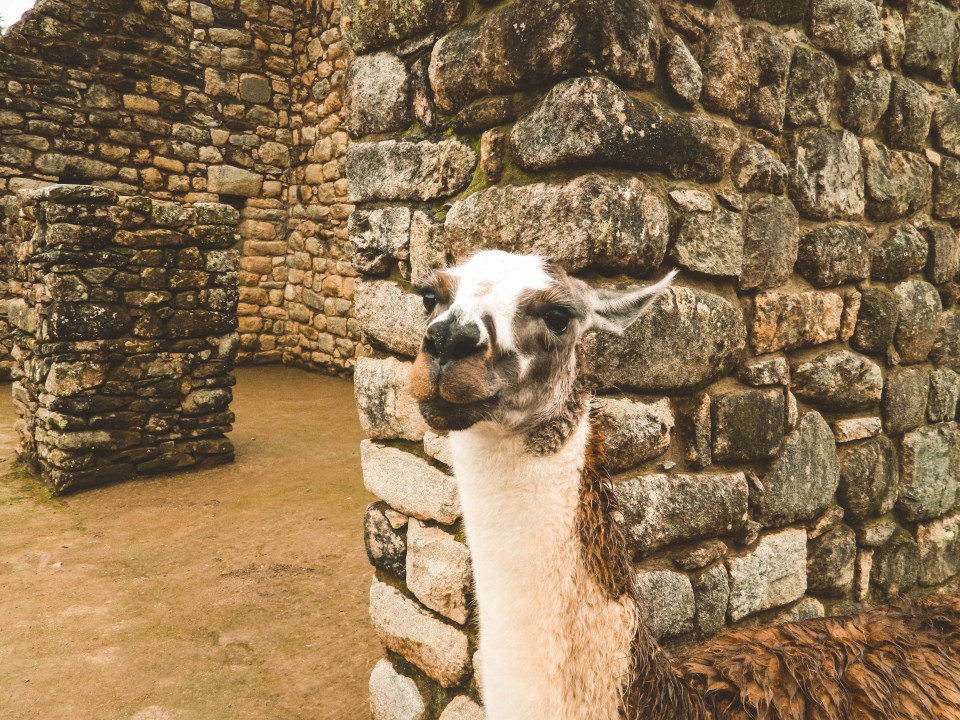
[587,270,678,335]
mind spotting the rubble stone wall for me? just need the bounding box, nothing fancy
[8,184,238,493]
[345,0,960,715]
[0,0,358,374]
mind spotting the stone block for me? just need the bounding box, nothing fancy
[349,207,411,276]
[928,225,960,285]
[207,165,263,197]
[809,0,882,60]
[665,34,702,105]
[44,361,105,396]
[786,44,837,128]
[838,436,898,522]
[510,77,738,182]
[871,224,928,282]
[671,207,744,277]
[692,564,730,636]
[635,569,695,641]
[345,52,411,137]
[789,128,865,221]
[885,75,932,152]
[614,471,748,554]
[731,144,789,195]
[839,68,892,136]
[354,356,427,442]
[597,397,673,472]
[758,411,840,526]
[738,196,799,291]
[360,441,461,524]
[428,0,659,113]
[444,175,668,274]
[347,139,476,202]
[935,157,960,223]
[355,280,427,358]
[583,287,746,393]
[238,74,271,104]
[832,417,883,444]
[750,290,843,354]
[882,367,930,435]
[732,0,807,23]
[871,530,920,601]
[933,309,960,371]
[369,659,426,720]
[796,224,870,287]
[852,288,899,356]
[364,501,407,579]
[439,697,484,720]
[902,0,958,83]
[409,211,446,285]
[738,355,789,387]
[862,140,932,221]
[917,512,960,586]
[934,93,960,158]
[711,389,784,463]
[929,369,959,423]
[807,523,856,597]
[791,349,883,412]
[369,579,470,688]
[406,519,471,625]
[897,422,960,522]
[727,528,807,622]
[893,280,942,364]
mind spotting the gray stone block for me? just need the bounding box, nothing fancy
[902,0,958,83]
[882,367,930,435]
[365,502,407,579]
[354,356,428,441]
[731,144,789,195]
[897,422,960,522]
[893,280,942,364]
[598,397,673,472]
[807,523,856,597]
[791,349,883,411]
[692,564,730,636]
[347,139,476,202]
[837,436,899,522]
[738,196,799,292]
[796,224,870,288]
[809,0,882,60]
[344,52,411,137]
[917,512,960,586]
[406,519,472,625]
[839,68,892,136]
[885,75,932,152]
[750,291,844,354]
[635,569,695,641]
[871,224,928,282]
[928,369,959,423]
[711,389,785,463]
[361,441,461,524]
[355,279,427,358]
[343,0,465,53]
[862,140,932,221]
[207,165,263,197]
[671,207,744,277]
[789,128,865,221]
[852,287,899,356]
[369,659,426,720]
[871,529,920,601]
[786,45,837,128]
[727,528,807,622]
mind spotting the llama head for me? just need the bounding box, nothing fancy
[409,250,676,434]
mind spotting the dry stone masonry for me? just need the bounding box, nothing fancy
[346,0,960,716]
[6,184,238,492]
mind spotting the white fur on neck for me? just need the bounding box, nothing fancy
[450,415,638,720]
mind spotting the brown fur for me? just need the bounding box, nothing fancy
[409,351,439,401]
[438,354,492,404]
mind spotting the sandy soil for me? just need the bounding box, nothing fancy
[0,366,379,720]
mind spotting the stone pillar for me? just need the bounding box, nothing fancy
[9,184,239,493]
[343,0,960,717]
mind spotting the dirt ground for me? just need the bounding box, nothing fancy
[0,365,379,720]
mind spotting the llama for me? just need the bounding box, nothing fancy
[409,250,960,720]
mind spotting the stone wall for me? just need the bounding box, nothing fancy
[345,0,960,716]
[0,0,359,374]
[7,184,238,493]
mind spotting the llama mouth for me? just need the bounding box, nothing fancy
[417,395,498,432]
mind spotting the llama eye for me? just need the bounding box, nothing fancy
[543,308,571,334]
[422,292,438,313]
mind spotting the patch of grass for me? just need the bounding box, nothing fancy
[0,463,62,509]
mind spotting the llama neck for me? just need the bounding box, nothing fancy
[450,409,698,720]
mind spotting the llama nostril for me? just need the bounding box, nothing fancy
[425,317,484,362]
[449,333,485,361]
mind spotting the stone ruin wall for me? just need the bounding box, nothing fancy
[345,0,960,717]
[0,0,359,375]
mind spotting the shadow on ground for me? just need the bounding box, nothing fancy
[0,365,378,720]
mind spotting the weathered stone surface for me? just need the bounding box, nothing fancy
[809,0,882,60]
[839,69,892,136]
[701,20,790,132]
[738,196,799,291]
[917,512,960,586]
[406,520,471,625]
[786,45,837,128]
[583,287,746,392]
[898,423,960,522]
[928,225,960,285]
[731,143,789,195]
[862,140,932,221]
[614,472,749,553]
[423,431,453,467]
[883,367,930,435]
[347,140,476,202]
[711,389,785,463]
[369,659,426,720]
[838,436,899,522]
[791,349,883,411]
[893,280,942,364]
[671,208,744,277]
[759,412,840,525]
[871,530,920,601]
[207,165,263,197]
[885,75,932,152]
[428,0,660,113]
[789,129,865,221]
[511,77,737,182]
[929,369,960,423]
[933,93,960,157]
[678,393,712,470]
[439,696,484,720]
[807,523,856,597]
[733,0,807,24]
[751,290,844,353]
[796,225,870,287]
[361,441,461,524]
[444,175,668,274]
[355,280,427,358]
[902,0,958,83]
[409,211,446,285]
[669,189,713,213]
[345,52,411,137]
[932,309,960,371]
[365,502,407,579]
[342,0,465,53]
[692,564,730,636]
[833,417,883,443]
[44,302,131,341]
[871,225,928,282]
[738,355,789,387]
[354,357,428,442]
[349,207,411,276]
[727,528,807,622]
[369,579,470,687]
[635,569,695,641]
[598,397,673,472]
[44,361,105,396]
[935,158,960,222]
[665,34,702,105]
